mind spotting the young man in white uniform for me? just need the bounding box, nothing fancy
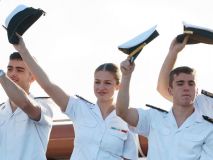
[0,52,53,160]
[116,58,213,160]
[157,36,213,117]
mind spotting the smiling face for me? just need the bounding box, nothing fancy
[7,59,34,93]
[94,70,119,103]
[169,72,197,107]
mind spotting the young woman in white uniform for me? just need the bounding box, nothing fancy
[12,36,138,160]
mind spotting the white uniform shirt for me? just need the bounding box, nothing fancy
[195,94,213,117]
[0,96,53,160]
[65,96,138,160]
[130,108,213,160]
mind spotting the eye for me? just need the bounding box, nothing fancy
[188,81,195,86]
[104,81,113,85]
[95,80,100,84]
[176,82,184,86]
[17,69,24,72]
[7,68,12,72]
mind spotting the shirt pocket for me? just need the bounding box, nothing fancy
[180,133,204,156]
[15,113,30,138]
[0,118,5,127]
[149,122,171,152]
[101,128,128,156]
[183,134,204,142]
[151,122,171,136]
[15,113,29,122]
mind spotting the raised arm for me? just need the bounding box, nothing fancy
[157,36,189,101]
[13,36,69,112]
[0,71,41,121]
[116,59,139,127]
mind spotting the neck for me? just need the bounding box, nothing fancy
[97,99,115,119]
[9,100,18,113]
[172,104,194,128]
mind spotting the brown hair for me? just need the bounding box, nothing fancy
[95,63,120,85]
[9,52,22,60]
[169,66,196,87]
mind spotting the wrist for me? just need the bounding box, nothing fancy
[0,69,5,78]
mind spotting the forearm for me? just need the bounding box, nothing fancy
[19,48,51,91]
[116,75,131,119]
[14,40,69,111]
[157,50,178,101]
[0,73,31,108]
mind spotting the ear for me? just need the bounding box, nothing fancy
[196,88,198,96]
[168,87,173,96]
[115,83,120,91]
[30,74,35,83]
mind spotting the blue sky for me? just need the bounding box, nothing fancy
[0,0,213,110]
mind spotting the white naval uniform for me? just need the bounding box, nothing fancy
[130,108,213,160]
[195,94,213,117]
[0,95,53,160]
[65,96,138,160]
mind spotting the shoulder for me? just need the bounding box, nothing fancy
[145,104,168,114]
[34,96,50,100]
[202,115,213,124]
[33,96,52,106]
[75,95,95,106]
[33,96,54,114]
[201,90,213,98]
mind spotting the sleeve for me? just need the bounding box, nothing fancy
[64,96,81,121]
[35,98,53,126]
[200,129,213,160]
[195,95,213,117]
[129,108,151,137]
[122,131,138,160]
[33,98,54,151]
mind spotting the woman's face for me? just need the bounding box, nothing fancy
[94,70,119,102]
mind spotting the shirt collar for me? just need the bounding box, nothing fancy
[165,107,203,129]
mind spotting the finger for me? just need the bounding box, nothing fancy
[15,32,22,38]
[183,35,189,44]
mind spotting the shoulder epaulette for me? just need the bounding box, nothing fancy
[34,96,50,99]
[75,95,94,105]
[145,104,168,113]
[0,102,5,110]
[201,90,213,98]
[202,115,213,124]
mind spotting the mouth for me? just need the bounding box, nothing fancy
[182,95,191,98]
[11,78,18,83]
[97,91,107,96]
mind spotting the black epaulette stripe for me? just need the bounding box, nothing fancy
[146,104,168,113]
[201,90,213,98]
[202,115,213,124]
[0,102,5,110]
[75,95,94,105]
[34,96,50,99]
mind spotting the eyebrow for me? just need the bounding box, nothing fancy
[176,80,195,83]
[7,66,25,70]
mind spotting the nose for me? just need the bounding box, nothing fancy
[183,83,190,91]
[96,83,107,91]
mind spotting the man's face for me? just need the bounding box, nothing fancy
[7,59,34,92]
[169,73,197,107]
